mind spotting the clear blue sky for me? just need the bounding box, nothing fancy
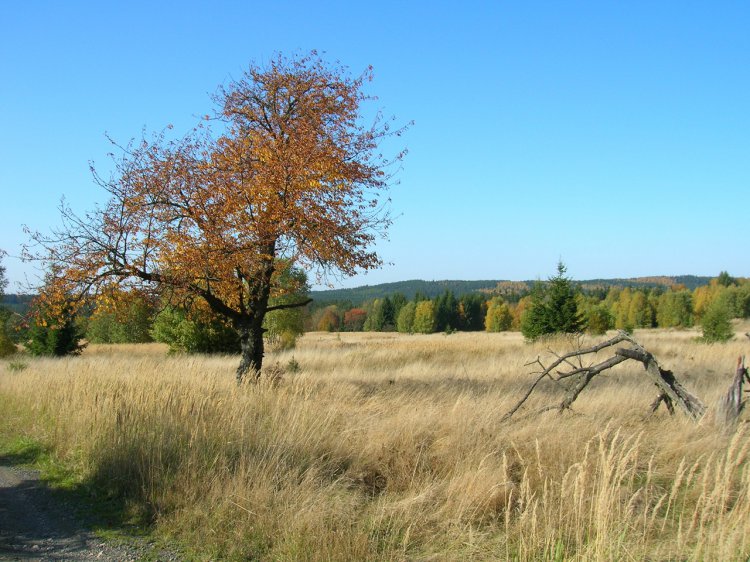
[1,1,748,291]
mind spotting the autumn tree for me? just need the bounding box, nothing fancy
[316,306,342,332]
[25,53,407,381]
[412,300,436,334]
[343,308,367,331]
[396,301,416,333]
[484,297,512,332]
[656,290,693,328]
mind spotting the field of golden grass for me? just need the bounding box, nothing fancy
[1,327,750,560]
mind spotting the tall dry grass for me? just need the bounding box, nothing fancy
[1,329,749,560]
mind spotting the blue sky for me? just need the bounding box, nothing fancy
[1,1,748,291]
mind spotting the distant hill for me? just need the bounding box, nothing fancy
[309,275,713,305]
[0,294,34,315]
[309,280,500,304]
[576,275,712,292]
[1,274,716,312]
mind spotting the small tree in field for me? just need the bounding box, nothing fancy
[25,53,407,381]
[701,297,734,342]
[521,262,583,341]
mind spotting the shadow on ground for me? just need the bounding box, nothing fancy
[0,441,157,560]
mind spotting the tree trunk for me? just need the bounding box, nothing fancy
[234,252,276,384]
[235,316,266,384]
[615,346,706,421]
[716,356,749,427]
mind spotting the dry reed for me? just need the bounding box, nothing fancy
[1,329,749,560]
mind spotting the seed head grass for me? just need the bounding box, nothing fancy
[1,330,749,560]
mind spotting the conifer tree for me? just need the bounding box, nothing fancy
[434,290,459,332]
[521,262,583,340]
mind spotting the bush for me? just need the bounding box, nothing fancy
[0,329,16,357]
[26,315,85,356]
[586,304,612,335]
[701,298,734,343]
[0,307,17,357]
[272,330,299,351]
[151,307,240,353]
[264,308,304,350]
[86,298,154,344]
[316,306,341,332]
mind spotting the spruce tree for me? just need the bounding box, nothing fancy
[521,262,584,340]
[27,311,85,356]
[434,290,459,332]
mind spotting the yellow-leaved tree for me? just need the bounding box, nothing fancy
[26,52,408,381]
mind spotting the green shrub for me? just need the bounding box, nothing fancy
[151,307,239,353]
[6,360,27,372]
[701,298,734,343]
[86,298,154,344]
[0,330,16,357]
[0,307,17,357]
[586,304,612,336]
[26,315,85,357]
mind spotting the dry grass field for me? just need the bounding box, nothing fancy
[1,327,750,560]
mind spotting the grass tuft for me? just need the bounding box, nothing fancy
[1,331,749,560]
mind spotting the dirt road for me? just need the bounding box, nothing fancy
[0,465,170,561]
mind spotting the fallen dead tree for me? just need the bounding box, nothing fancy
[502,332,708,423]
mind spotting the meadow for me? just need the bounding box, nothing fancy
[1,327,749,561]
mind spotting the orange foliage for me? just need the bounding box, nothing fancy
[26,53,407,375]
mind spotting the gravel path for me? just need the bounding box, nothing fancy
[0,465,178,561]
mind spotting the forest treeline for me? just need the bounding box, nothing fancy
[308,270,748,339]
[1,269,746,357]
[308,275,712,304]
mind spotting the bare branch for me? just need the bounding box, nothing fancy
[502,332,706,423]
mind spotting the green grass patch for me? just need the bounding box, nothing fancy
[0,432,176,557]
